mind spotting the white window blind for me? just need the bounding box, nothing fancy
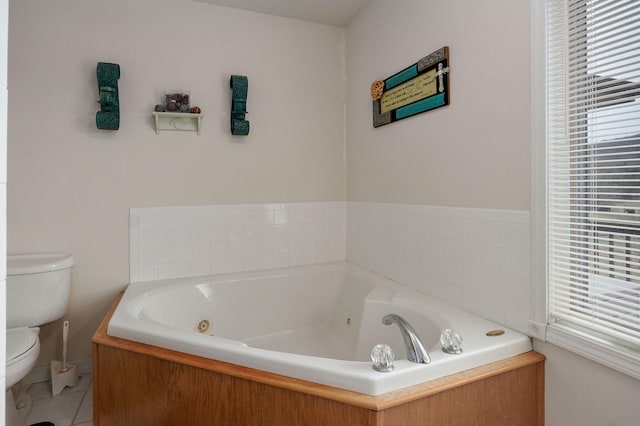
[547,0,640,358]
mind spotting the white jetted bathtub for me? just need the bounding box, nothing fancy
[108,262,532,395]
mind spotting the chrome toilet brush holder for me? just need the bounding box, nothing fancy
[50,321,79,396]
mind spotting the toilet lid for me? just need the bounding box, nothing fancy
[7,327,38,362]
[8,253,74,275]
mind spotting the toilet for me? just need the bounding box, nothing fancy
[5,253,74,426]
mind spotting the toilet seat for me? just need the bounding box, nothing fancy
[6,327,40,389]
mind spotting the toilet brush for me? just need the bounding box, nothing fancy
[51,321,79,396]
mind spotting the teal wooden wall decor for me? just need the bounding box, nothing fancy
[230,75,249,136]
[96,62,120,130]
[372,46,450,127]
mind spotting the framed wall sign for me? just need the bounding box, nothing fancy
[372,46,450,127]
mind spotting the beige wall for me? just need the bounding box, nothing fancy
[534,340,640,425]
[8,0,346,363]
[346,0,531,210]
[0,0,7,405]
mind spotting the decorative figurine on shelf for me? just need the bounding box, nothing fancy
[164,91,190,112]
[96,62,120,130]
[230,75,249,136]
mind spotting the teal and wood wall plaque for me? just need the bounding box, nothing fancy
[96,62,120,130]
[230,75,249,136]
[372,46,450,127]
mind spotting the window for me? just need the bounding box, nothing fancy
[544,0,640,377]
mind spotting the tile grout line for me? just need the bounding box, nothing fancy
[21,377,93,426]
[69,378,93,426]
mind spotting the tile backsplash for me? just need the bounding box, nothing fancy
[130,201,531,334]
[130,202,346,283]
[347,202,531,334]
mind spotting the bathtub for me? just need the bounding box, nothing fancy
[107,261,532,395]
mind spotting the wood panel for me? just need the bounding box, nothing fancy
[94,344,371,426]
[371,360,544,425]
[94,293,545,425]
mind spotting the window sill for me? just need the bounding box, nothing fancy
[546,323,640,380]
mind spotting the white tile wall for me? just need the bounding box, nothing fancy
[347,202,531,334]
[130,201,531,334]
[130,202,346,282]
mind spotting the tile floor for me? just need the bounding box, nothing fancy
[18,373,93,426]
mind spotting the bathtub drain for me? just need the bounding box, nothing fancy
[196,319,211,334]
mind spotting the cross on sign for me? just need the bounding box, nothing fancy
[435,63,450,93]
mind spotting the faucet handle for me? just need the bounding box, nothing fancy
[440,329,463,354]
[371,343,395,372]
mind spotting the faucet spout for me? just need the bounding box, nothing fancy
[382,314,431,364]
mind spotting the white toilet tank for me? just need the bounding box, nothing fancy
[6,253,75,328]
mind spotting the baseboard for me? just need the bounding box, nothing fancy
[22,358,93,385]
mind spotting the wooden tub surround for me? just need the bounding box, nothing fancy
[93,293,545,425]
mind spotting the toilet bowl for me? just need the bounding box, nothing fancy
[6,327,40,390]
[5,253,74,426]
[5,328,40,425]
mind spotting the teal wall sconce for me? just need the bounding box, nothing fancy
[96,62,120,130]
[230,75,249,136]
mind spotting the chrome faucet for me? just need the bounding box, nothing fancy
[382,314,431,364]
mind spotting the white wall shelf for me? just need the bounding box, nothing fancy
[152,112,203,135]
